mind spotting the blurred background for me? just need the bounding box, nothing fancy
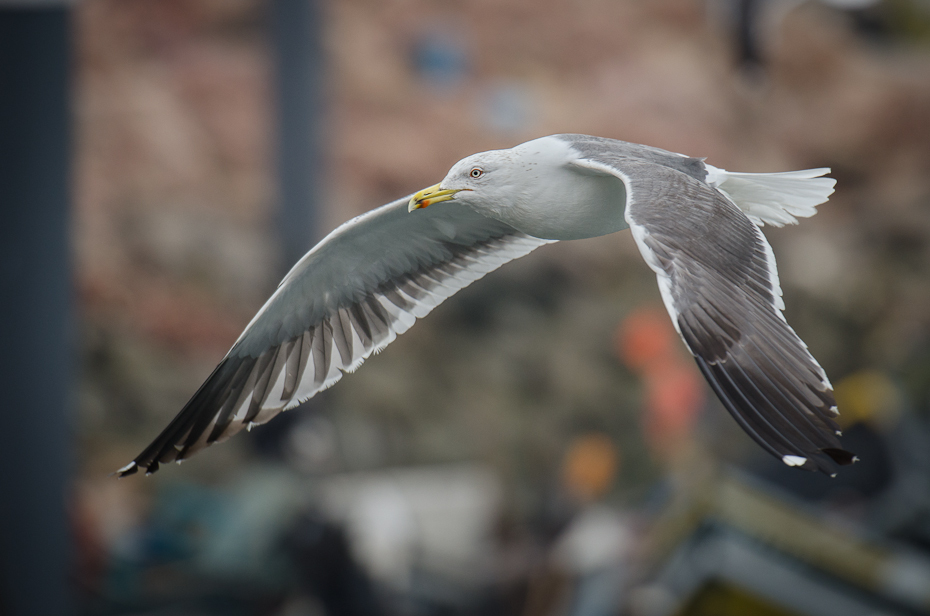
[3,0,930,614]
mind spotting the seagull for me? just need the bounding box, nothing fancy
[118,134,854,478]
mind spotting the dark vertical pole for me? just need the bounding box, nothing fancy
[735,0,764,75]
[0,7,73,616]
[272,0,325,270]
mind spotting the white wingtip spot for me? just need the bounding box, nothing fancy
[852,456,860,463]
[830,473,838,478]
[829,405,839,415]
[247,422,255,432]
[783,455,808,467]
[117,462,136,474]
[836,430,843,437]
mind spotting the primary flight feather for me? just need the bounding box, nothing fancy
[118,134,854,478]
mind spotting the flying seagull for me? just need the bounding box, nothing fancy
[118,134,854,478]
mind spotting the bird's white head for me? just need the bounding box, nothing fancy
[408,136,577,219]
[407,147,520,214]
[407,136,623,240]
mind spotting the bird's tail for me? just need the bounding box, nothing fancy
[705,166,836,227]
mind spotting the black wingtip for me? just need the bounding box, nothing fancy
[112,459,168,478]
[114,462,139,478]
[822,448,857,466]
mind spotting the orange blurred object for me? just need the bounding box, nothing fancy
[561,433,620,501]
[616,308,677,371]
[645,363,704,432]
[616,307,705,461]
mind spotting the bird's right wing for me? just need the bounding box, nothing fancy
[119,196,553,476]
[569,153,853,475]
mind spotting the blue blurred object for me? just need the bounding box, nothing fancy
[413,29,469,89]
[482,81,535,134]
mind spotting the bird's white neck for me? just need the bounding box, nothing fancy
[486,136,629,241]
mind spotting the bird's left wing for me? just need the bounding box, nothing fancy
[119,196,552,476]
[568,153,854,475]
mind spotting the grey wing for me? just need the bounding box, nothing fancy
[119,196,552,476]
[557,134,709,182]
[570,154,854,475]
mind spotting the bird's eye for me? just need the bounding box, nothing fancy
[470,168,484,178]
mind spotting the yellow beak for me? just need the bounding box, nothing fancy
[408,183,464,212]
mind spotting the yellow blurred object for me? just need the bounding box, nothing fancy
[680,581,800,616]
[561,434,619,501]
[833,370,901,430]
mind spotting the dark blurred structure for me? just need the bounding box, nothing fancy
[285,511,386,616]
[638,471,930,616]
[0,4,73,615]
[272,0,324,267]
